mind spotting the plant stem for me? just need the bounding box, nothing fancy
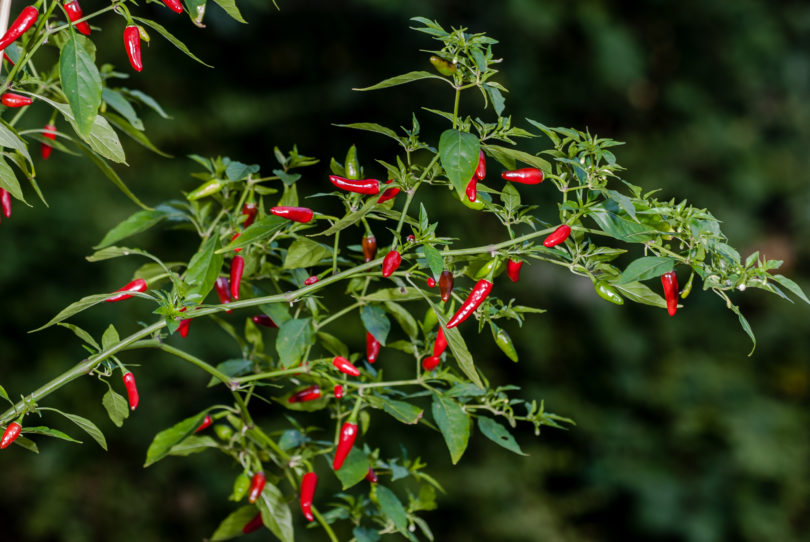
[157,344,233,386]
[232,367,309,384]
[312,507,339,542]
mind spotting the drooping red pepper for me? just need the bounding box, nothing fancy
[334,385,344,399]
[362,235,377,262]
[304,275,319,286]
[242,203,258,227]
[0,6,38,51]
[329,175,380,195]
[475,150,487,180]
[377,179,400,203]
[333,422,358,471]
[252,315,277,328]
[446,279,493,329]
[0,422,22,449]
[465,176,477,202]
[230,233,242,253]
[248,472,266,504]
[177,307,191,338]
[661,271,679,317]
[2,53,13,65]
[64,1,91,35]
[271,206,314,223]
[41,124,57,160]
[230,256,244,300]
[422,355,440,371]
[299,472,317,522]
[366,332,380,363]
[105,278,147,302]
[506,259,523,282]
[382,250,402,277]
[161,0,184,13]
[501,168,544,184]
[215,277,232,312]
[1,189,11,219]
[195,415,212,433]
[332,356,361,376]
[365,467,378,483]
[438,270,454,302]
[123,25,143,72]
[1,92,32,107]
[122,372,139,410]
[288,385,322,403]
[433,327,447,357]
[543,225,571,248]
[242,513,263,534]
[427,277,436,288]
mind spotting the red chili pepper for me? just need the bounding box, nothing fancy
[123,25,143,72]
[215,277,232,312]
[41,124,57,160]
[1,189,11,219]
[195,415,212,433]
[122,372,139,410]
[0,6,38,51]
[366,332,380,363]
[329,175,380,195]
[543,225,571,248]
[271,206,314,223]
[377,179,400,203]
[161,0,184,13]
[0,422,22,449]
[242,203,258,228]
[406,234,415,243]
[288,385,322,403]
[2,53,13,65]
[427,277,436,288]
[64,1,91,35]
[230,233,242,253]
[446,279,493,329]
[334,384,344,399]
[506,259,523,282]
[475,150,486,180]
[433,327,447,357]
[242,513,263,534]
[438,270,454,303]
[332,356,361,376]
[299,472,317,522]
[362,235,377,262]
[248,472,266,504]
[365,467,378,483]
[304,275,319,286]
[501,168,544,184]
[177,308,191,338]
[422,355,441,371]
[333,422,358,471]
[252,315,277,328]
[465,175,477,202]
[230,256,244,300]
[105,278,147,302]
[1,92,32,107]
[661,271,679,316]
[382,250,402,277]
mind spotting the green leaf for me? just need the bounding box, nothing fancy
[589,204,659,243]
[354,70,447,91]
[0,120,32,164]
[226,161,260,181]
[333,446,370,489]
[41,99,126,164]
[354,527,381,542]
[618,257,675,284]
[56,411,108,451]
[361,287,424,302]
[282,238,332,269]
[376,485,409,534]
[729,304,757,356]
[500,182,521,211]
[101,324,119,350]
[102,88,143,130]
[218,215,286,252]
[184,236,224,304]
[772,274,810,304]
[317,331,349,358]
[259,302,291,325]
[256,481,294,542]
[207,359,253,387]
[103,112,171,157]
[144,412,208,467]
[439,129,480,197]
[132,16,213,67]
[613,281,667,308]
[484,83,506,115]
[57,323,99,349]
[0,384,10,404]
[335,122,400,143]
[95,209,167,249]
[360,305,391,345]
[210,505,258,541]
[168,435,218,457]
[102,389,129,427]
[60,34,102,137]
[0,155,25,204]
[384,301,418,338]
[431,393,471,464]
[483,143,551,172]
[23,426,82,444]
[86,245,152,262]
[75,142,150,209]
[382,397,423,424]
[122,88,171,119]
[477,416,527,456]
[423,244,444,278]
[316,195,379,237]
[212,0,247,23]
[31,293,109,332]
[275,318,314,368]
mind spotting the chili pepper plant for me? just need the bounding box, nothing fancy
[0,6,806,542]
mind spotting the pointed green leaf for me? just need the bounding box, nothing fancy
[184,235,224,304]
[95,209,169,249]
[439,129,480,197]
[334,447,371,489]
[31,294,110,332]
[256,481,294,542]
[210,505,258,541]
[132,16,213,67]
[618,257,675,284]
[431,393,471,464]
[60,34,102,137]
[354,70,447,91]
[376,485,409,534]
[282,238,332,269]
[57,411,108,450]
[102,389,129,427]
[212,0,247,23]
[0,155,25,203]
[477,416,526,456]
[144,412,208,467]
[360,305,390,345]
[275,318,314,368]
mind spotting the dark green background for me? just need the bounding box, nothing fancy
[1,0,809,540]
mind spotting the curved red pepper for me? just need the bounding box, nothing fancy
[427,277,436,288]
[506,259,523,282]
[446,279,493,329]
[252,315,277,328]
[382,250,402,277]
[422,355,441,371]
[123,25,142,72]
[362,235,377,262]
[332,356,361,376]
[465,176,477,202]
[194,414,212,433]
[242,203,258,228]
[230,256,244,300]
[177,307,191,338]
[475,150,486,180]
[438,270,454,303]
[377,180,400,203]
[333,422,358,471]
[288,385,321,403]
[1,92,32,107]
[433,327,447,357]
[543,225,571,248]
[248,472,266,503]
[242,513,263,534]
[304,275,319,286]
[366,332,380,363]
[1,189,11,219]
[214,277,232,312]
[501,168,544,184]
[64,1,91,35]
[271,206,314,223]
[41,124,57,160]
[230,233,242,253]
[0,422,22,449]
[365,467,378,483]
[0,6,38,51]
[661,271,679,316]
[106,278,147,302]
[299,472,317,522]
[329,175,380,195]
[334,384,344,399]
[122,372,139,410]
[162,0,184,13]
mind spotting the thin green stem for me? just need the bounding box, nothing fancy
[332,230,339,275]
[394,153,440,237]
[157,344,233,387]
[233,367,309,384]
[312,507,339,542]
[452,87,461,129]
[315,301,362,330]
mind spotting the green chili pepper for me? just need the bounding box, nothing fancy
[213,424,234,441]
[681,271,694,299]
[423,307,438,332]
[595,281,624,305]
[461,193,485,210]
[187,179,222,200]
[429,55,456,76]
[474,258,502,280]
[491,323,518,362]
[345,145,360,180]
[229,472,251,501]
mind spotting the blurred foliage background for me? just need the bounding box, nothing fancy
[1,0,809,540]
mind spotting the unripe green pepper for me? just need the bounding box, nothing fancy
[229,472,251,501]
[423,308,438,332]
[491,323,518,362]
[474,258,502,280]
[461,193,485,210]
[429,55,456,76]
[213,424,234,441]
[680,272,694,299]
[594,282,624,305]
[345,145,360,180]
[187,179,222,200]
